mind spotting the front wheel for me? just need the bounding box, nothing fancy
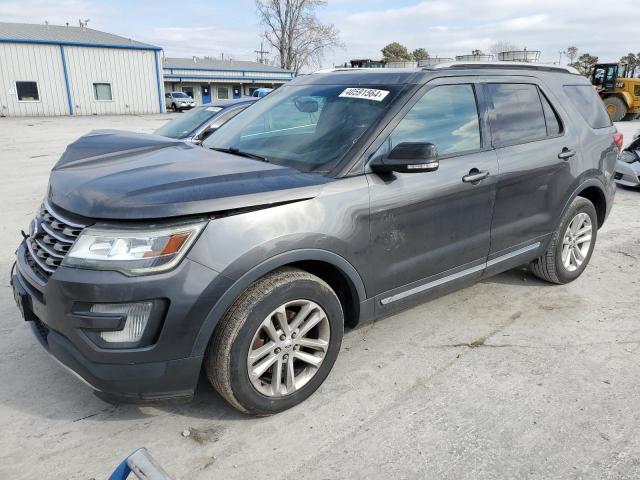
[603,96,627,122]
[530,197,598,284]
[204,268,344,415]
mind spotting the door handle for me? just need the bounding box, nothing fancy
[558,148,576,160]
[462,169,490,184]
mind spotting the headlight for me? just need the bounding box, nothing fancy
[62,221,206,275]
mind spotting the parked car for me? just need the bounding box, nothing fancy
[615,129,640,187]
[154,98,257,144]
[11,63,618,415]
[165,91,196,112]
[252,87,273,98]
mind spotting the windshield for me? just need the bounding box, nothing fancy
[173,92,190,98]
[154,106,222,138]
[203,84,400,173]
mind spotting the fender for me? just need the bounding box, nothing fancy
[190,248,367,357]
[555,176,608,233]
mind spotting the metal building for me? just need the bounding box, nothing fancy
[0,22,164,117]
[162,57,294,104]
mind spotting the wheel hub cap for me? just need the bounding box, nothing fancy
[561,212,593,272]
[247,299,330,398]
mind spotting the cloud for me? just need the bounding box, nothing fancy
[0,0,637,68]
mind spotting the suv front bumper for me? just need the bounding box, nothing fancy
[615,159,640,187]
[11,240,228,403]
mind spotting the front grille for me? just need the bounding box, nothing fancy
[25,201,87,280]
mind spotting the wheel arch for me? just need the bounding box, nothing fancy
[558,179,608,231]
[191,249,367,357]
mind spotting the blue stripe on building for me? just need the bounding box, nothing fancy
[59,45,73,115]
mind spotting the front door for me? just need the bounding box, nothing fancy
[201,85,211,104]
[233,85,242,99]
[482,80,577,271]
[367,80,498,312]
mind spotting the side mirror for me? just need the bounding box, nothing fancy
[370,142,439,174]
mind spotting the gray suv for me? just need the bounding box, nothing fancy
[11,63,618,415]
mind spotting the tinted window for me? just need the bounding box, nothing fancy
[563,85,612,129]
[487,83,547,147]
[540,92,562,136]
[390,84,481,155]
[16,81,39,101]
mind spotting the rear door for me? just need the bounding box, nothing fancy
[366,78,498,311]
[482,79,578,272]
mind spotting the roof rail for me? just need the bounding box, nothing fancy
[424,61,579,75]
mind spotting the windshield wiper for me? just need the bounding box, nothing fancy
[210,147,269,162]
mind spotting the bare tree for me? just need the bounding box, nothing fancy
[565,46,578,64]
[256,0,343,73]
[490,40,519,56]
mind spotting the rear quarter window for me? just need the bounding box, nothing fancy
[563,85,612,129]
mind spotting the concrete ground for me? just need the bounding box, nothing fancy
[0,114,639,480]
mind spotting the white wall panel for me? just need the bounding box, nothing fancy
[0,43,69,117]
[65,46,161,115]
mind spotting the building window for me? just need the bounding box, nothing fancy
[93,83,113,101]
[181,86,194,98]
[16,81,39,101]
[217,87,229,100]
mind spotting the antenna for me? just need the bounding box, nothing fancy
[254,41,268,64]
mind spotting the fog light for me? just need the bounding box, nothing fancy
[91,302,152,343]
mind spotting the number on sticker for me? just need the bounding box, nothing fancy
[339,88,389,102]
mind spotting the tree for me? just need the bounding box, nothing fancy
[571,53,598,76]
[490,40,518,56]
[381,42,412,62]
[565,46,578,64]
[620,53,638,67]
[412,48,429,61]
[256,0,343,73]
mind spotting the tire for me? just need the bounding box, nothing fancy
[622,113,637,121]
[204,267,344,415]
[171,103,178,112]
[529,197,598,284]
[603,96,627,122]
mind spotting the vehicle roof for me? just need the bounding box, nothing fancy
[292,62,583,86]
[201,98,258,108]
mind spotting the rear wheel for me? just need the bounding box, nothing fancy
[204,267,344,415]
[530,197,597,284]
[603,96,627,122]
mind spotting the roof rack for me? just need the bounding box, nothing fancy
[424,61,579,75]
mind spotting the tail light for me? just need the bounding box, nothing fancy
[614,132,624,156]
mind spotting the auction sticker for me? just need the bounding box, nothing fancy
[339,88,389,102]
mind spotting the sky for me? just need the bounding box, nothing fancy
[0,0,637,70]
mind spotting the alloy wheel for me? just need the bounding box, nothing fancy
[247,299,330,397]
[561,212,593,272]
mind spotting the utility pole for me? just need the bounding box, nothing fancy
[558,50,564,65]
[254,41,268,64]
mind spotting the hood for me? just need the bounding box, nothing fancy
[49,130,329,220]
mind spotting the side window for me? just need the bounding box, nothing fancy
[389,84,481,156]
[539,91,563,136]
[209,106,245,130]
[563,85,612,129]
[487,83,547,147]
[16,81,39,101]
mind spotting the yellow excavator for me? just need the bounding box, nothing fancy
[591,63,640,121]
